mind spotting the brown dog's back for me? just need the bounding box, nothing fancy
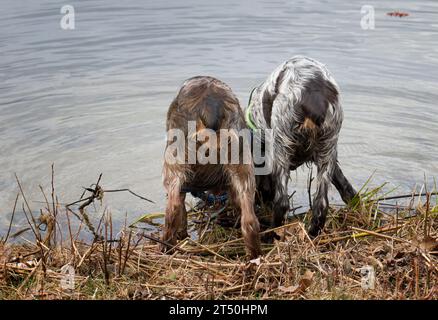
[166,76,244,134]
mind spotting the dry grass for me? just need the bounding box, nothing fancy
[0,169,437,300]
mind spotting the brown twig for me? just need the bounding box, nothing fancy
[377,191,438,202]
[104,189,154,203]
[4,193,19,243]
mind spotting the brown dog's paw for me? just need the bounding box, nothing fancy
[159,238,176,253]
[176,230,188,240]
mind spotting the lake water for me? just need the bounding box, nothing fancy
[1,0,437,233]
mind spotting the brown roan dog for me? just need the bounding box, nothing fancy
[162,76,261,258]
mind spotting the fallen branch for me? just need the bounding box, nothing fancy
[66,174,154,239]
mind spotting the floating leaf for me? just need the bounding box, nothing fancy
[130,212,165,226]
[387,11,409,17]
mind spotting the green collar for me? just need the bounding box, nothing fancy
[245,87,257,130]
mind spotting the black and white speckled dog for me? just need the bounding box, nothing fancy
[245,56,357,237]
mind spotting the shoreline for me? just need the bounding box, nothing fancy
[0,170,437,300]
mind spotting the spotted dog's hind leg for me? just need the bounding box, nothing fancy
[331,162,357,204]
[272,166,290,228]
[261,164,289,242]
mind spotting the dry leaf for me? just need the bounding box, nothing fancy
[343,259,353,273]
[255,281,268,290]
[418,236,438,252]
[278,270,314,295]
[299,270,314,290]
[367,256,384,270]
[278,285,300,293]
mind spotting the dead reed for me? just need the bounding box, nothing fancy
[0,167,437,300]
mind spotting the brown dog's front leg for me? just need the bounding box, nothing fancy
[176,192,188,240]
[162,182,186,252]
[239,194,262,258]
[228,165,261,259]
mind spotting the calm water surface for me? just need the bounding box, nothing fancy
[1,0,437,232]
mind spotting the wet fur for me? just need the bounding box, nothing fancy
[247,56,357,236]
[162,76,261,258]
